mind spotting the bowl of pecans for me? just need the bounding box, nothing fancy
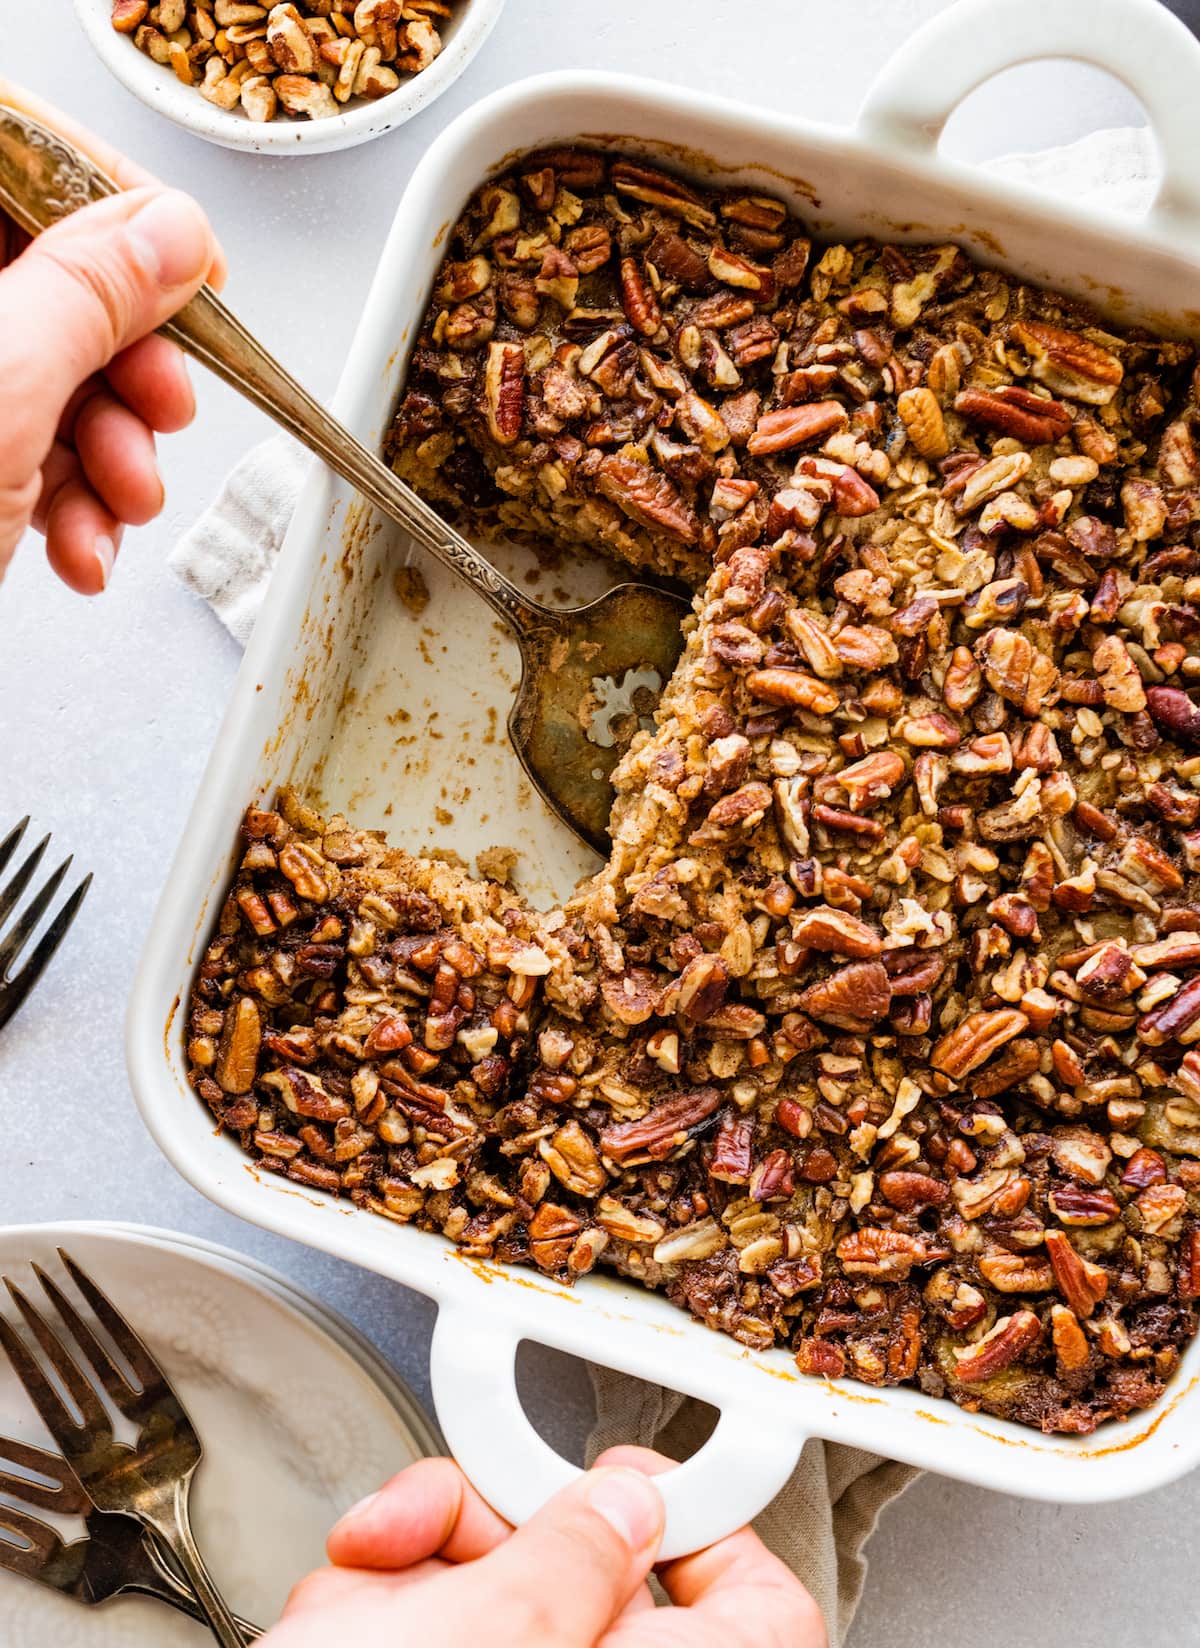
[74,0,507,153]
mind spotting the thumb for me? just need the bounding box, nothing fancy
[0,186,213,487]
[460,1467,664,1644]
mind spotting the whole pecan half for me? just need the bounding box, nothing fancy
[599,1086,721,1164]
[595,455,699,543]
[745,667,839,714]
[1146,685,1200,745]
[953,1310,1041,1383]
[836,1227,941,1279]
[955,384,1073,445]
[1045,1230,1109,1318]
[798,961,892,1032]
[747,401,847,455]
[215,996,262,1094]
[619,256,662,337]
[932,1009,1029,1081]
[483,341,525,446]
[790,906,882,958]
[1011,319,1123,404]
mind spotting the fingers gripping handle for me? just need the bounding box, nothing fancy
[857,0,1200,246]
[429,1309,803,1562]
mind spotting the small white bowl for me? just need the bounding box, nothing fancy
[73,0,506,154]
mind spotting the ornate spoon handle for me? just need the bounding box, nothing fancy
[0,104,558,643]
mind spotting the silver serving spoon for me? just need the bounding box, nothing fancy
[0,106,688,855]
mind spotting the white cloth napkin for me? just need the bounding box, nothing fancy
[171,128,1156,1644]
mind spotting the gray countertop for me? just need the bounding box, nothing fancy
[2,4,1194,1642]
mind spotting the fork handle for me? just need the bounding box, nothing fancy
[140,1535,263,1642]
[143,1484,248,1648]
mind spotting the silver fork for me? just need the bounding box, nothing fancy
[0,1434,261,1637]
[0,1251,245,1647]
[0,819,91,1034]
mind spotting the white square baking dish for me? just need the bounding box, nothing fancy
[128,0,1200,1558]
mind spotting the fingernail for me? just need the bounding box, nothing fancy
[339,1490,379,1525]
[584,1469,663,1552]
[127,191,211,289]
[93,535,116,592]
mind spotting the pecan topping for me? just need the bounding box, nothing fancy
[204,151,1200,1441]
[1012,319,1123,404]
[619,257,663,337]
[932,1010,1029,1081]
[747,401,848,455]
[798,961,891,1031]
[955,385,1073,445]
[976,628,1059,717]
[954,1311,1042,1384]
[897,385,948,457]
[595,455,699,543]
[483,342,525,446]
[599,1087,722,1164]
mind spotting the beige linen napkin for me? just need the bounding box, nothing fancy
[171,128,1155,1645]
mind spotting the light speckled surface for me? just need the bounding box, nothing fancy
[2,3,1194,1641]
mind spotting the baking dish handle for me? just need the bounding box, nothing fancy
[856,0,1200,248]
[429,1307,804,1561]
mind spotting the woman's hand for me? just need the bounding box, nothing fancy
[0,82,223,594]
[264,1448,826,1648]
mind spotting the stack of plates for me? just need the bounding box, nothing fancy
[0,1222,442,1646]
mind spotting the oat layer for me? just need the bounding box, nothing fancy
[189,150,1200,1434]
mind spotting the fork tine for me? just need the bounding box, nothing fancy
[0,855,71,978]
[0,833,48,929]
[31,1263,140,1417]
[0,1434,86,1515]
[0,874,92,1035]
[56,1251,164,1397]
[0,1313,81,1452]
[0,818,29,881]
[2,1283,109,1439]
[0,1500,61,1579]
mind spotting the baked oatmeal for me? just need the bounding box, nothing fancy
[189,149,1200,1435]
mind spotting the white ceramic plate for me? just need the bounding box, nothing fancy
[72,0,507,155]
[94,1220,444,1454]
[0,1223,435,1644]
